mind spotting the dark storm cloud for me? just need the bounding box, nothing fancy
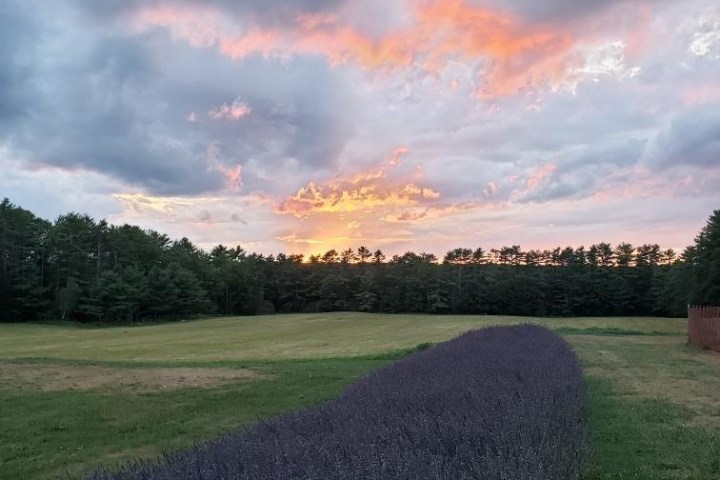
[145,45,356,192]
[0,5,39,128]
[177,53,355,170]
[1,0,355,195]
[78,0,348,27]
[78,0,645,26]
[469,0,658,22]
[3,29,224,194]
[504,0,627,21]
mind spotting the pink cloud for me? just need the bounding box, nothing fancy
[219,29,282,59]
[681,84,720,105]
[217,164,243,192]
[127,0,580,96]
[388,146,409,166]
[130,5,222,47]
[208,99,252,121]
[206,142,243,192]
[526,164,557,190]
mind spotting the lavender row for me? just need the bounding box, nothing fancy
[85,325,589,480]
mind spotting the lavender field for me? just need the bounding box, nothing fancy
[84,325,588,480]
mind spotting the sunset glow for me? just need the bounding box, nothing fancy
[2,0,719,256]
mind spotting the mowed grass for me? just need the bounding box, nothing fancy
[1,313,719,480]
[0,356,400,480]
[569,335,720,479]
[0,313,685,362]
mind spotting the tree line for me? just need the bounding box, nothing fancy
[1,197,718,322]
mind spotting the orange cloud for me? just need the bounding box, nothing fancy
[412,0,576,96]
[276,234,324,245]
[273,148,481,255]
[276,146,444,219]
[275,179,441,218]
[129,0,578,96]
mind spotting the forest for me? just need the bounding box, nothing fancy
[1,197,718,323]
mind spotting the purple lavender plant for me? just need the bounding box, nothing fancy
[84,325,589,480]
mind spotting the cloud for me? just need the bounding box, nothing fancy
[388,147,409,166]
[272,151,484,255]
[121,0,580,96]
[275,180,442,218]
[0,2,357,196]
[3,0,720,258]
[0,150,125,220]
[110,191,275,251]
[525,164,557,190]
[380,203,478,223]
[205,142,243,192]
[81,0,349,29]
[645,105,720,168]
[481,0,652,23]
[208,98,252,121]
[687,11,720,59]
[276,234,324,244]
[0,3,38,129]
[275,151,452,220]
[1,8,225,194]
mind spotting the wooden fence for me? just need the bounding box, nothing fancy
[688,305,720,352]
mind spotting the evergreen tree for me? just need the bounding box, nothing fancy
[1,198,718,322]
[689,210,720,304]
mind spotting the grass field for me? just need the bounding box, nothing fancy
[1,313,719,479]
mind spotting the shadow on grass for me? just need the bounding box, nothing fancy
[3,344,431,370]
[557,327,683,337]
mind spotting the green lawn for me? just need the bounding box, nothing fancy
[1,313,718,480]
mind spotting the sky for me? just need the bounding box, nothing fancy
[1,0,719,256]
